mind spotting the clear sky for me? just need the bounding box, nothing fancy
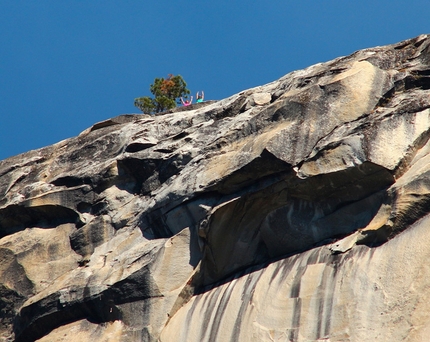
[1,1,429,160]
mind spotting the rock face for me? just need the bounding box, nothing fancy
[1,34,430,341]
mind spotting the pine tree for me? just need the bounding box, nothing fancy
[134,74,190,114]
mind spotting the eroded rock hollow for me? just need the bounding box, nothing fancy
[2,35,430,341]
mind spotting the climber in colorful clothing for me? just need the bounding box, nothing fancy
[196,91,204,103]
[181,96,193,106]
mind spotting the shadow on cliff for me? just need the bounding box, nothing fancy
[0,204,81,239]
[190,161,397,292]
[13,266,162,342]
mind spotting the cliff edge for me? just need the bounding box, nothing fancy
[1,35,430,341]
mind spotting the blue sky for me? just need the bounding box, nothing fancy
[1,1,429,160]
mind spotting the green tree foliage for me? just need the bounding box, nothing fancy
[134,74,191,114]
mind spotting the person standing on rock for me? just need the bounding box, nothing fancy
[196,91,204,103]
[181,96,193,106]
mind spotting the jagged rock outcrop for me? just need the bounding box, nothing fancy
[1,34,430,341]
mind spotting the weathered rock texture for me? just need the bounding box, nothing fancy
[1,34,430,341]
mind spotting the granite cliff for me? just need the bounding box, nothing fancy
[2,35,430,341]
